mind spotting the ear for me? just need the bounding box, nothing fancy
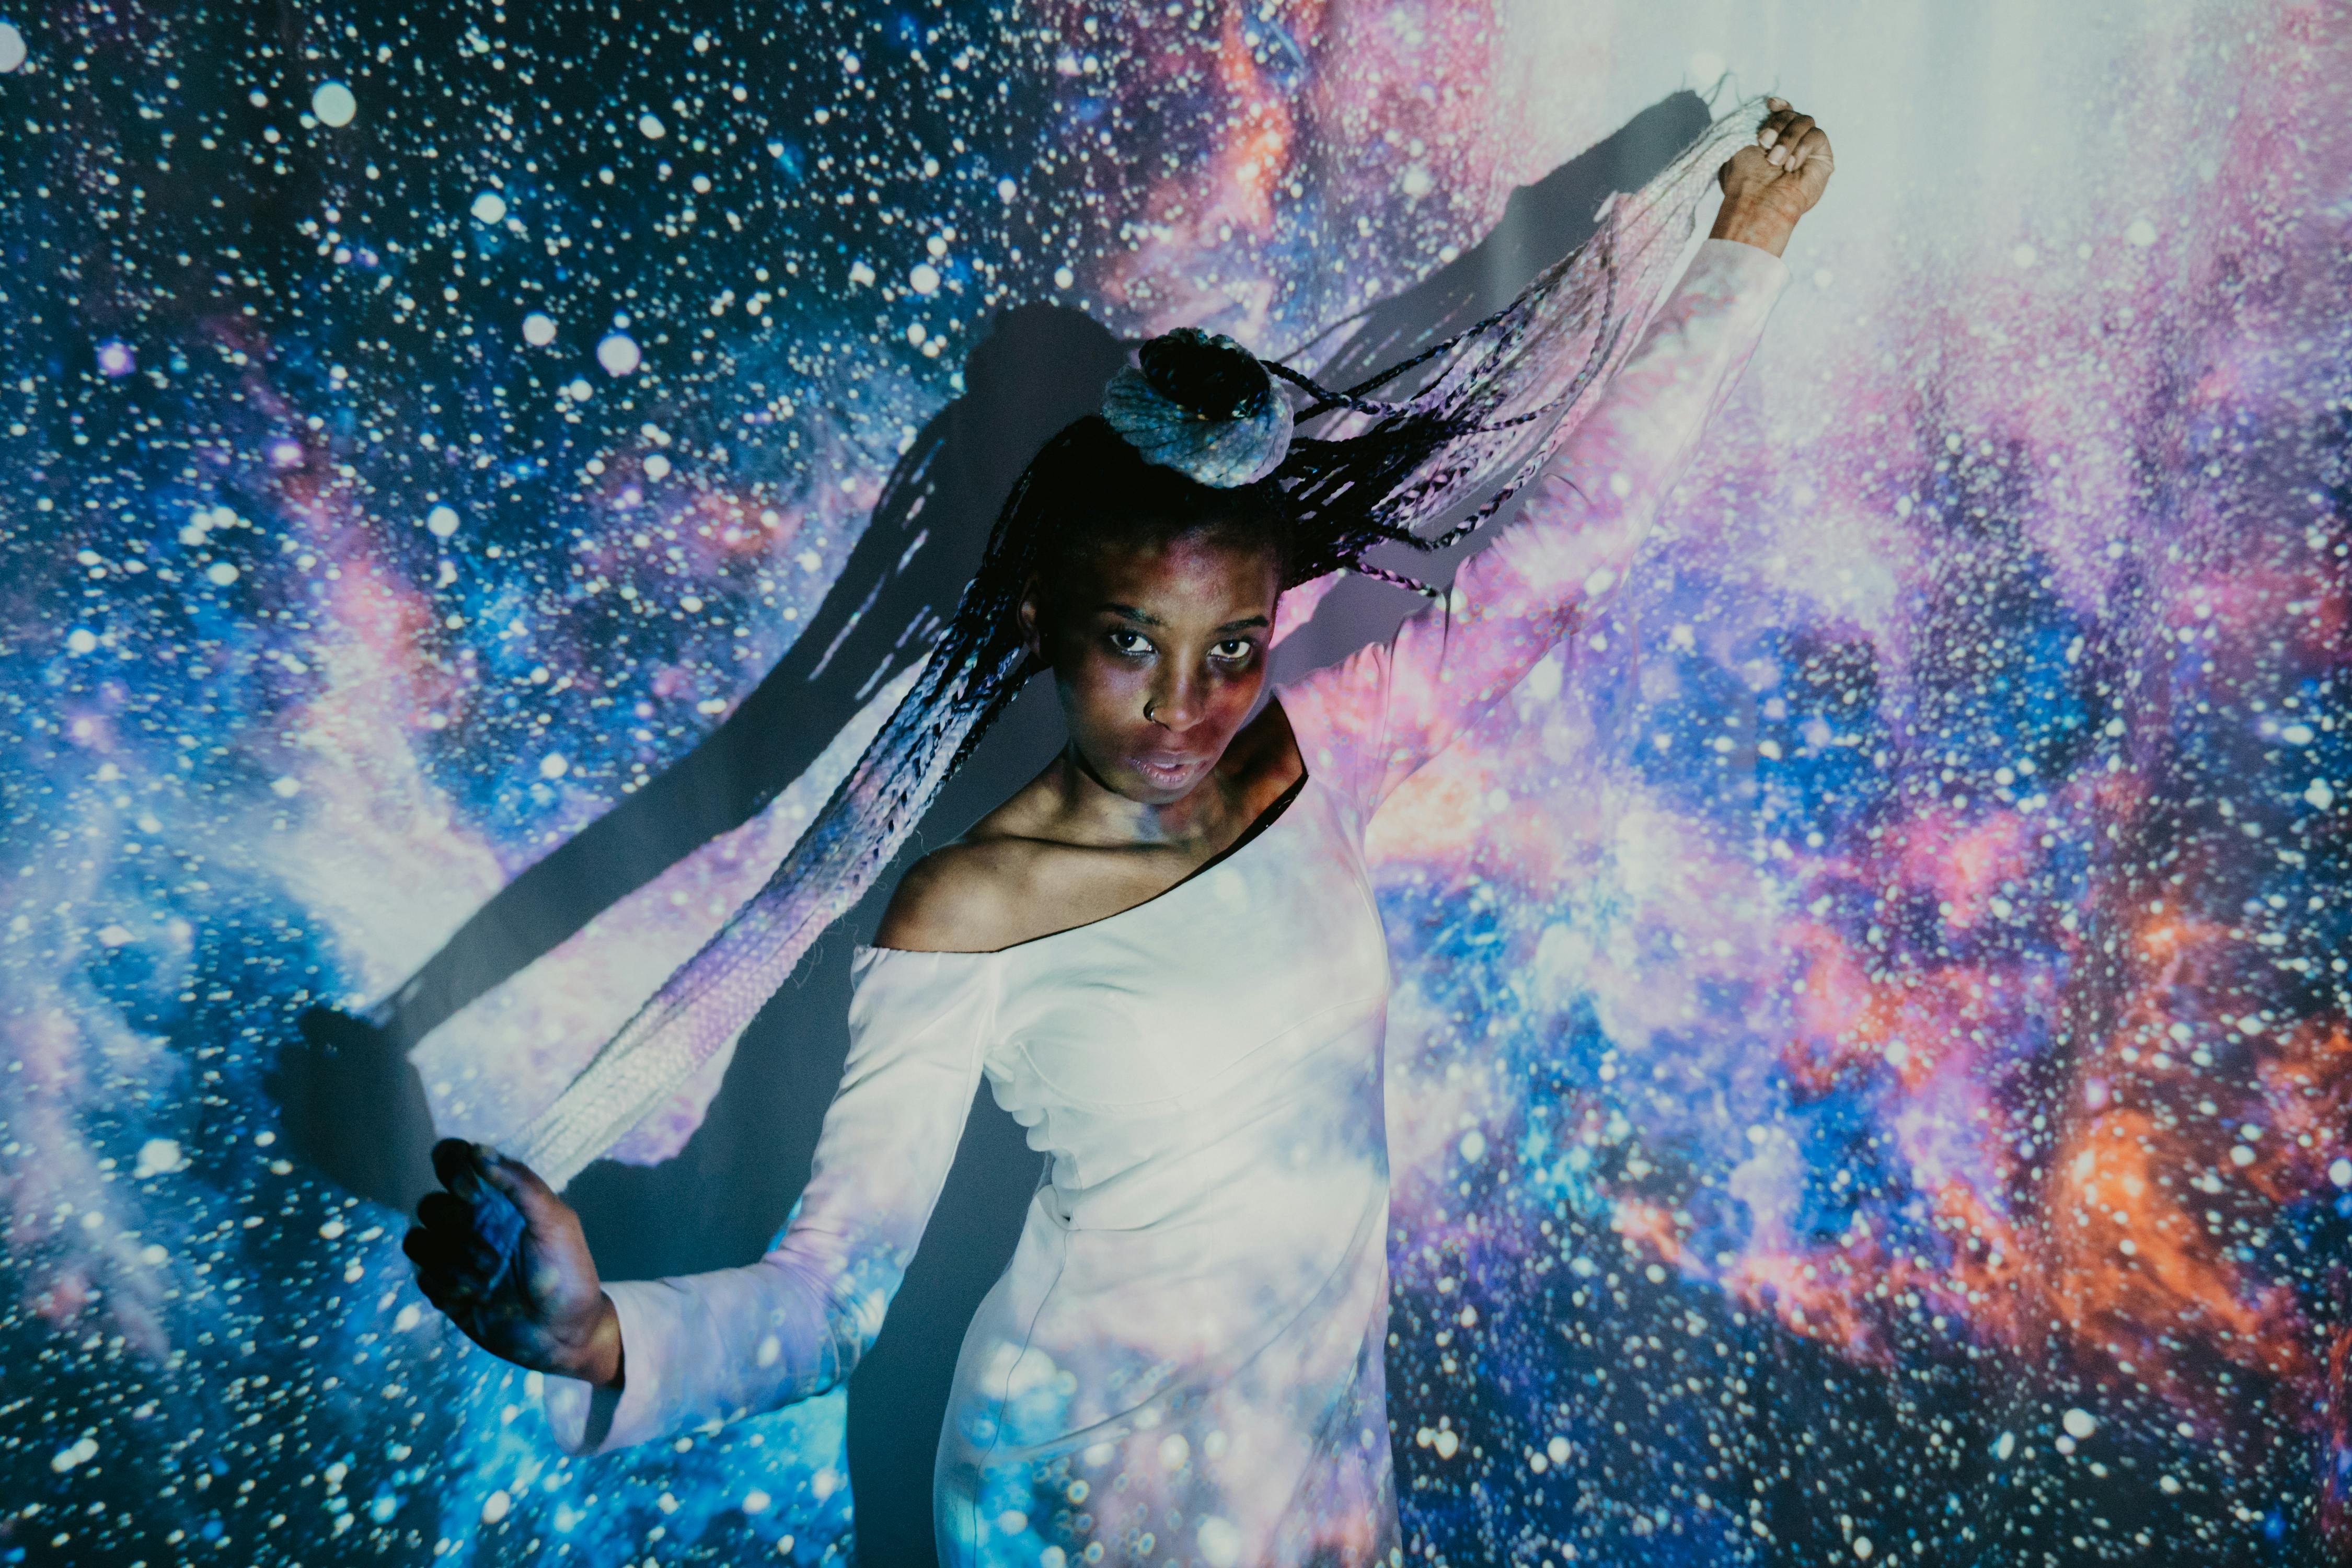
[1016,572,1047,662]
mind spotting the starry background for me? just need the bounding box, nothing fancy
[3,2,2349,1566]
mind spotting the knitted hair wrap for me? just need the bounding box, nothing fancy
[1101,327,1296,488]
[506,99,1768,1189]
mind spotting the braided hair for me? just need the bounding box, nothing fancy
[510,97,1768,1187]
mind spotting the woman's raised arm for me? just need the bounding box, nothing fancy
[1279,102,1829,822]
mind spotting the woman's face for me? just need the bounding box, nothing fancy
[1021,527,1283,806]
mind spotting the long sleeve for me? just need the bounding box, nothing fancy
[539,947,995,1455]
[1277,236,1790,821]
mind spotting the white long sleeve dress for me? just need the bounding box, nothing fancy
[541,237,1789,1566]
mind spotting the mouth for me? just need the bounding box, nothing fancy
[1132,752,1206,787]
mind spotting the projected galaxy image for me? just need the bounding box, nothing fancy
[2,2,2347,1565]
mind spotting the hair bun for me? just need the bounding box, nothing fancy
[1100,327,1293,489]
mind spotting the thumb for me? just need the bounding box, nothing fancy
[473,1146,566,1226]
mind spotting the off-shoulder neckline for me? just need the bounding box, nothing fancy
[854,768,1316,963]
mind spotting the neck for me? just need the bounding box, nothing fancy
[1050,744,1235,848]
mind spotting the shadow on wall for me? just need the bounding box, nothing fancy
[263,88,1710,1567]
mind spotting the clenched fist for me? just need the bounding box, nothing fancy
[1711,98,1835,258]
[402,1138,624,1388]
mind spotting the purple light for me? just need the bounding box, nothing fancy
[96,340,134,377]
[269,440,304,468]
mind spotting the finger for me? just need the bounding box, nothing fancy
[411,1207,506,1269]
[414,1270,486,1320]
[1757,103,1798,148]
[473,1147,567,1228]
[412,1264,465,1303]
[431,1137,485,1198]
[403,1221,465,1270]
[1768,114,1815,166]
[1767,114,1815,167]
[403,1224,493,1279]
[1789,125,1835,184]
[414,1190,473,1233]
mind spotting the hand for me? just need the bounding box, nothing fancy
[402,1138,624,1387]
[1710,97,1835,257]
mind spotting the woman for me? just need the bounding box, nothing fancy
[406,100,1832,1564]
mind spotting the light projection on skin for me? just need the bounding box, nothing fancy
[1,4,2344,1566]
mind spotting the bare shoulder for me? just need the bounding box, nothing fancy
[871,834,1043,954]
[873,704,1301,955]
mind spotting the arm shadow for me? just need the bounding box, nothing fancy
[268,303,1132,1216]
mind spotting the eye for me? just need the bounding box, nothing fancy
[1108,628,1152,657]
[1210,638,1258,664]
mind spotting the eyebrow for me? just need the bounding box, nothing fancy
[1096,603,1271,633]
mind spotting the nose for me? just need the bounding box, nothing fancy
[1145,665,1206,732]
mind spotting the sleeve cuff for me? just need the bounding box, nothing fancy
[539,1279,693,1456]
[1688,235,1793,301]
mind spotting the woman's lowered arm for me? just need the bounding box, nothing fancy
[404,949,991,1456]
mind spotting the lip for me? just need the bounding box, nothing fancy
[1133,752,1206,782]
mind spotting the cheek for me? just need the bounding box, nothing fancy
[1187,667,1270,746]
[1206,667,1265,719]
[1052,645,1146,725]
